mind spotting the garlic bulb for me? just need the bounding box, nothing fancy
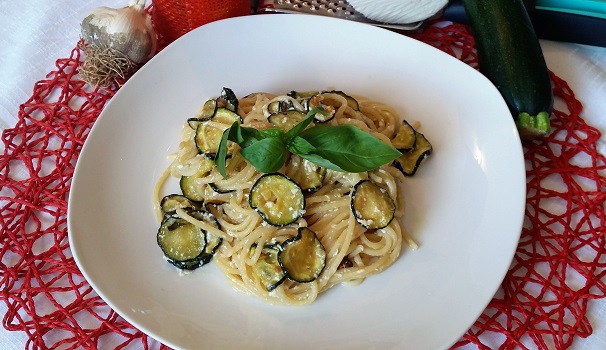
[79,0,156,86]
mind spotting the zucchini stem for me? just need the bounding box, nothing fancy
[516,111,551,140]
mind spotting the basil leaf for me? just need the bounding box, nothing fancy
[215,121,249,178]
[216,107,399,177]
[240,137,287,173]
[298,153,346,172]
[238,126,263,148]
[287,136,316,155]
[298,124,401,173]
[258,128,285,139]
[217,122,279,177]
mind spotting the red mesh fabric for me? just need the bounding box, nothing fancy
[1,20,605,349]
[151,0,250,47]
[0,45,167,350]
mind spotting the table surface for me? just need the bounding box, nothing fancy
[1,1,605,349]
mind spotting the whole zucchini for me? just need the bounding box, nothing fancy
[462,0,553,139]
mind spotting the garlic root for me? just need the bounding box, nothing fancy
[78,41,138,86]
[79,0,156,86]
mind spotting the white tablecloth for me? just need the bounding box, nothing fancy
[1,1,605,349]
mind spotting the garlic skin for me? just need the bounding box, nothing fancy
[81,0,156,64]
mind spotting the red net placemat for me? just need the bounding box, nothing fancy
[1,20,605,350]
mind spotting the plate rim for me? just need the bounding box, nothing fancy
[68,13,526,350]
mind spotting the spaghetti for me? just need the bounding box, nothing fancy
[155,89,425,305]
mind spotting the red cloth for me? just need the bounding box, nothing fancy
[152,0,250,47]
[1,20,605,349]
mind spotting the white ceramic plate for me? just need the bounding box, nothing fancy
[68,14,525,350]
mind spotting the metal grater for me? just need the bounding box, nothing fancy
[254,0,424,30]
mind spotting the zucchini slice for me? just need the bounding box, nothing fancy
[157,214,207,270]
[393,131,432,176]
[308,94,336,123]
[217,87,239,112]
[351,180,395,230]
[212,107,243,125]
[180,175,207,202]
[204,232,223,260]
[268,110,307,132]
[288,90,319,99]
[249,173,306,226]
[179,156,214,202]
[189,100,220,130]
[278,227,326,283]
[288,90,319,111]
[194,122,224,155]
[195,109,240,154]
[187,118,203,130]
[267,100,294,114]
[177,153,216,178]
[194,99,217,121]
[194,106,241,154]
[186,209,223,263]
[391,120,416,152]
[251,243,286,291]
[285,154,326,193]
[160,194,200,214]
[267,101,281,114]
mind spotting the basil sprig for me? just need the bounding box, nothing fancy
[215,107,402,178]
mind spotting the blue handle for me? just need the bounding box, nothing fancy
[537,0,606,19]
